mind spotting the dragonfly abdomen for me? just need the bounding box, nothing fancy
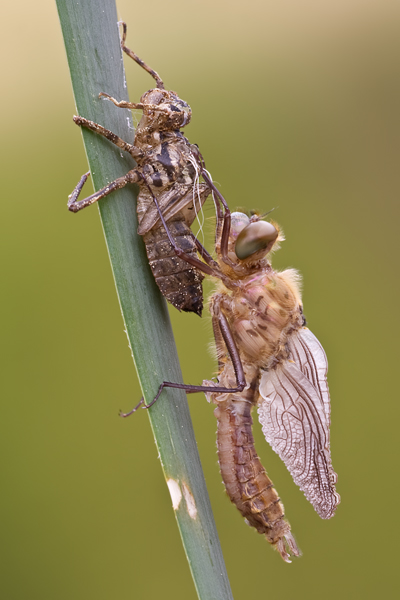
[213,369,299,561]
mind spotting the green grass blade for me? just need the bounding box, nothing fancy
[56,1,233,598]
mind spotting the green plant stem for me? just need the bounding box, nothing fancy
[56,1,233,598]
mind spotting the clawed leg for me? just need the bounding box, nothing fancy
[141,182,216,276]
[120,309,246,416]
[99,92,170,116]
[201,169,233,267]
[190,233,219,270]
[142,181,235,285]
[119,21,165,90]
[140,179,240,293]
[70,114,144,211]
[191,146,235,268]
[68,169,141,213]
[120,398,144,418]
[73,115,143,160]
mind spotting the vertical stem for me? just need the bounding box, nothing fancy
[56,0,233,598]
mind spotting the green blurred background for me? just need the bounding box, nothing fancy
[1,0,399,598]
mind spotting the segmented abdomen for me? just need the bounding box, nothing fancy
[212,367,299,561]
[144,217,204,315]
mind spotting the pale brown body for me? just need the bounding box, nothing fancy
[206,252,304,560]
[214,363,295,553]
[139,211,339,560]
[199,211,338,560]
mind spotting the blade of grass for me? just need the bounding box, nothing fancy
[56,1,233,598]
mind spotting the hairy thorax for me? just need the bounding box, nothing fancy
[218,267,303,367]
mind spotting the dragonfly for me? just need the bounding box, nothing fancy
[126,205,340,562]
[67,22,229,316]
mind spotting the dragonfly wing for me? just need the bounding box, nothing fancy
[287,327,332,426]
[258,328,340,519]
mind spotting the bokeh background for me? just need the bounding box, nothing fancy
[1,0,399,598]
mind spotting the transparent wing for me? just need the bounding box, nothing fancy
[258,327,340,519]
[288,327,331,427]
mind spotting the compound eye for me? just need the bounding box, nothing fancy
[230,212,250,238]
[235,221,278,259]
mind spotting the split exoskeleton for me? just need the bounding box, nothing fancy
[128,205,340,562]
[68,22,230,316]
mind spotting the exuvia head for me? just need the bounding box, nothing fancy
[140,88,192,131]
[118,24,192,132]
[230,212,281,262]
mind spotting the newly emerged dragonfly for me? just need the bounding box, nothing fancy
[68,23,228,315]
[127,207,340,562]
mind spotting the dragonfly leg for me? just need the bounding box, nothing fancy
[142,181,222,278]
[119,22,165,90]
[190,233,219,269]
[191,147,237,269]
[98,93,170,117]
[73,115,143,159]
[119,398,145,418]
[120,306,246,416]
[68,169,141,213]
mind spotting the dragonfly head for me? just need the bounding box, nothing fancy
[230,212,281,264]
[140,88,192,131]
